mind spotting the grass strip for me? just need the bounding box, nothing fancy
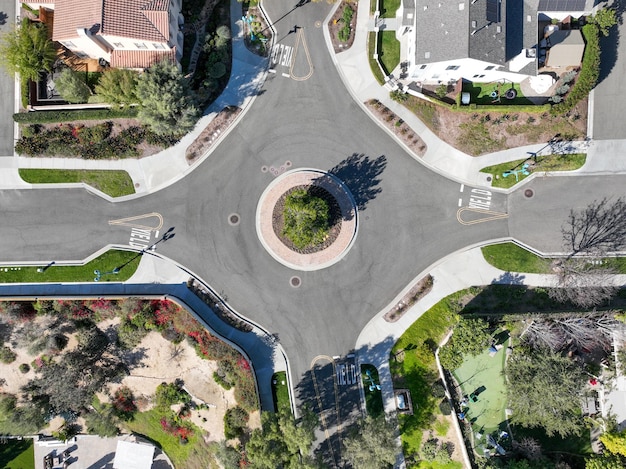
[481,243,552,274]
[480,153,586,189]
[367,32,385,85]
[19,169,135,198]
[380,0,401,18]
[0,249,141,283]
[271,371,291,413]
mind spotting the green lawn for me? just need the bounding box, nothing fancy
[125,409,214,468]
[0,249,141,283]
[379,0,401,17]
[481,243,552,274]
[451,337,508,438]
[480,153,586,189]
[19,169,135,198]
[416,461,463,469]
[463,82,532,106]
[271,371,291,413]
[391,292,461,457]
[361,364,384,418]
[0,439,34,469]
[368,32,385,84]
[378,31,400,75]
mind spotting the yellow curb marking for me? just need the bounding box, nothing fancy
[108,212,164,231]
[456,207,509,225]
[290,27,314,81]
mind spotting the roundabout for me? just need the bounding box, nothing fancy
[256,169,358,271]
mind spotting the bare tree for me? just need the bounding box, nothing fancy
[549,258,618,308]
[512,436,543,461]
[562,197,626,256]
[522,311,619,352]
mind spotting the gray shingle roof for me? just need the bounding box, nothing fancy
[469,0,506,65]
[414,0,469,63]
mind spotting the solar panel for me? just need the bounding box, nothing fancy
[537,0,586,12]
[486,0,501,23]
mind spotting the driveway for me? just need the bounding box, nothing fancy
[0,0,15,156]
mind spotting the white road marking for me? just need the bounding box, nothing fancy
[468,188,492,210]
[268,68,276,73]
[460,184,464,192]
[336,363,358,386]
[271,44,294,68]
[129,228,153,249]
[458,198,463,207]
[282,73,290,78]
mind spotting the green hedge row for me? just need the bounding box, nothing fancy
[551,23,600,115]
[13,108,138,124]
[426,96,551,114]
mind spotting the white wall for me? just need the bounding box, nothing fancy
[409,57,530,84]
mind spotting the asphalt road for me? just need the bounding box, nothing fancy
[0,0,15,156]
[2,0,626,400]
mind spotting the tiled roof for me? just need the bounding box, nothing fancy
[52,0,103,41]
[52,0,171,43]
[102,0,171,43]
[109,48,175,69]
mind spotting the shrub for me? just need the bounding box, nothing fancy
[13,108,138,124]
[216,25,231,39]
[282,189,330,249]
[19,363,30,373]
[390,90,408,102]
[550,94,563,103]
[209,62,227,79]
[223,406,249,439]
[438,345,462,370]
[338,25,350,42]
[343,5,354,23]
[555,84,570,95]
[213,370,233,390]
[439,399,452,415]
[431,381,446,399]
[561,70,577,84]
[155,381,190,410]
[0,346,17,363]
[112,386,137,420]
[435,84,448,98]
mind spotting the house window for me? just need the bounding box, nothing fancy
[485,66,495,70]
[113,42,124,48]
[134,42,148,49]
[63,41,76,48]
[420,64,427,69]
[153,43,166,49]
[446,65,460,70]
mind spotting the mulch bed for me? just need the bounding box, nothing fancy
[384,274,434,322]
[328,0,357,53]
[366,99,428,157]
[272,185,343,254]
[186,106,242,163]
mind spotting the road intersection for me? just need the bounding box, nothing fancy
[1,0,626,465]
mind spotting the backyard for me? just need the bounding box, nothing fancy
[451,333,509,455]
[463,81,532,106]
[0,439,34,469]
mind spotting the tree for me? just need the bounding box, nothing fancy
[342,415,398,469]
[600,430,626,457]
[136,59,199,135]
[438,345,463,370]
[215,441,242,467]
[451,318,491,356]
[562,197,626,256]
[0,20,55,82]
[585,453,626,469]
[94,68,139,106]
[282,189,330,249]
[593,8,618,37]
[55,68,91,103]
[245,408,317,468]
[549,259,618,308]
[507,348,586,438]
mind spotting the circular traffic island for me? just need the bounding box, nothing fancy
[256,169,358,271]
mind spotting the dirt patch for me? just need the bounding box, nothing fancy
[272,185,343,254]
[328,0,358,53]
[384,274,434,323]
[403,94,587,156]
[186,106,242,163]
[366,99,428,157]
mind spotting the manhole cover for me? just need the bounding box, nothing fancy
[486,176,492,182]
[290,276,301,288]
[524,189,534,198]
[228,213,241,226]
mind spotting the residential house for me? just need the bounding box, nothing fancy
[25,0,184,70]
[399,0,595,85]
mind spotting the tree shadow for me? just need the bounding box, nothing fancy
[491,271,526,285]
[314,153,387,221]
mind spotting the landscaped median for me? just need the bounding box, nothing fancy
[0,249,141,283]
[480,153,586,189]
[19,169,135,198]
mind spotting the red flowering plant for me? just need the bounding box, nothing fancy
[112,386,137,420]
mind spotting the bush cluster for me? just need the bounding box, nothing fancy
[338,6,354,42]
[15,122,176,159]
[13,108,138,124]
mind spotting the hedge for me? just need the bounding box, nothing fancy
[13,108,138,124]
[551,23,600,115]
